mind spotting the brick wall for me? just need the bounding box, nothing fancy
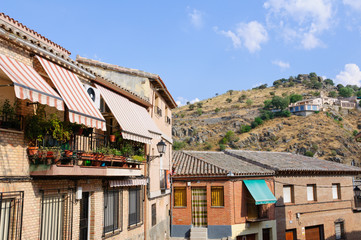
[275,175,361,240]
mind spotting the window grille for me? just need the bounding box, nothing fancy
[40,190,73,240]
[151,204,156,227]
[103,189,122,235]
[129,187,143,227]
[0,191,24,240]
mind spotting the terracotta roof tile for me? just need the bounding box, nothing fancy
[172,151,274,176]
[0,12,70,55]
[225,150,361,174]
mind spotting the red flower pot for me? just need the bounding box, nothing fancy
[109,135,116,142]
[28,147,39,156]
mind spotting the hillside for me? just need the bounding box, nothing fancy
[172,74,361,166]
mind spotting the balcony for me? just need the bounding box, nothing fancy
[246,202,270,222]
[29,153,143,177]
[27,126,146,177]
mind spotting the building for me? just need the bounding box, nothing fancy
[171,151,278,240]
[76,56,177,240]
[226,150,361,240]
[0,12,175,240]
[289,95,357,116]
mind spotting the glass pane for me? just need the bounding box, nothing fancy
[307,186,314,201]
[283,186,291,203]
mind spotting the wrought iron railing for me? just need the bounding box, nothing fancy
[165,116,171,124]
[0,114,23,131]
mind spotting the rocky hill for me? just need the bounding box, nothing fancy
[172,73,361,166]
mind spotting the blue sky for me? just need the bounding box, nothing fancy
[3,1,361,106]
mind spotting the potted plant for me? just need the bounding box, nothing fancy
[25,111,46,156]
[109,134,116,142]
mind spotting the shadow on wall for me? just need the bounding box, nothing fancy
[325,231,361,240]
[275,196,287,240]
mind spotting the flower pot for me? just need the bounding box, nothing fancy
[28,147,39,156]
[64,150,73,158]
[109,135,116,142]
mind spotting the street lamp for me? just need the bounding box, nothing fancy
[147,140,167,162]
[354,186,361,198]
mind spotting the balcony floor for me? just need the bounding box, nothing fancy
[30,164,142,177]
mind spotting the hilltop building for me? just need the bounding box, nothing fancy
[289,92,357,116]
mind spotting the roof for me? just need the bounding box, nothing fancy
[0,13,70,56]
[76,56,177,109]
[225,150,361,175]
[172,151,274,177]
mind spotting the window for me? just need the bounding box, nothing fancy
[332,184,341,200]
[307,184,317,201]
[174,187,187,207]
[211,187,224,207]
[129,187,143,227]
[41,195,65,240]
[0,192,24,240]
[104,189,121,234]
[335,221,345,240]
[283,185,294,203]
[151,203,156,227]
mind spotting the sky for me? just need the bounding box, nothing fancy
[3,0,361,106]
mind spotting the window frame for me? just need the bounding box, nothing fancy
[332,183,341,200]
[151,203,156,227]
[335,220,345,240]
[103,189,122,235]
[128,187,143,228]
[307,184,317,202]
[173,187,187,208]
[211,186,224,207]
[283,185,294,204]
[0,191,24,240]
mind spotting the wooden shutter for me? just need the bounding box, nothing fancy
[174,188,186,207]
[41,196,64,240]
[211,187,224,206]
[283,186,291,203]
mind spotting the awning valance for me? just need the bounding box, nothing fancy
[36,56,106,130]
[110,178,147,187]
[243,179,277,205]
[0,54,64,110]
[96,84,157,144]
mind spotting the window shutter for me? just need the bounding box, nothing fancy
[307,185,314,201]
[283,186,291,203]
[335,223,341,239]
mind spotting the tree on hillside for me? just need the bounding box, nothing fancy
[324,79,334,86]
[309,72,317,78]
[336,84,344,91]
[356,90,361,97]
[339,87,354,98]
[271,96,290,110]
[289,94,303,103]
[328,91,338,98]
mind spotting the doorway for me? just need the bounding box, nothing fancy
[305,225,324,240]
[285,229,297,240]
[79,192,90,240]
[191,188,207,227]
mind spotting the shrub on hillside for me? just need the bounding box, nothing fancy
[305,151,314,157]
[219,144,226,151]
[215,108,220,113]
[189,104,195,110]
[240,125,251,133]
[226,98,232,103]
[173,141,187,150]
[246,99,253,106]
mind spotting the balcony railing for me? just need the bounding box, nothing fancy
[354,196,361,209]
[28,132,145,176]
[0,114,23,131]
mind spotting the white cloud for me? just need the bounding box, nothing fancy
[188,8,204,29]
[272,60,290,69]
[264,0,333,49]
[335,63,361,86]
[176,97,200,106]
[216,21,268,53]
[343,0,361,11]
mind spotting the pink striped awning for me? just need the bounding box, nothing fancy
[96,84,160,144]
[0,54,64,110]
[36,56,106,131]
[110,178,147,187]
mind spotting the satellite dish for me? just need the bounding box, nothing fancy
[87,87,96,101]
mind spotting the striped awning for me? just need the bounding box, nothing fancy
[110,178,147,187]
[36,56,106,131]
[96,84,157,144]
[0,54,64,110]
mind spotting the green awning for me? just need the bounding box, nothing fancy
[243,180,277,205]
